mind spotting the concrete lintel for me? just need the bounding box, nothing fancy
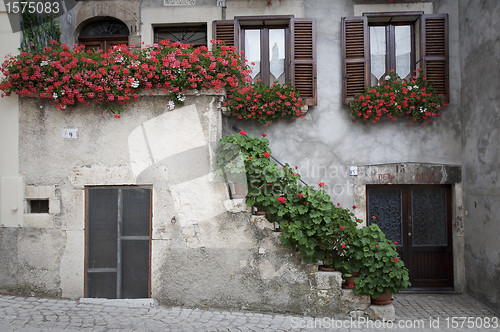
[353,163,461,185]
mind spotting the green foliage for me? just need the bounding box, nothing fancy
[344,224,412,298]
[216,132,411,297]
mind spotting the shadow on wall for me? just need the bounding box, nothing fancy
[128,104,247,225]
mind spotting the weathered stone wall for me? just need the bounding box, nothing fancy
[4,91,378,318]
[458,0,500,316]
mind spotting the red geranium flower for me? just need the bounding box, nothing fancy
[298,193,304,198]
[262,133,267,137]
[239,130,246,135]
[318,182,325,187]
[264,152,270,157]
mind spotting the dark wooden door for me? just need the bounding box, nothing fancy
[86,186,151,299]
[367,185,453,290]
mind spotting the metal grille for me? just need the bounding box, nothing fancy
[367,187,403,244]
[412,188,447,246]
[86,187,151,299]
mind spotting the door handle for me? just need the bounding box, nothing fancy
[408,232,411,236]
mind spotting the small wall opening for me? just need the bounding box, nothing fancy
[29,199,49,213]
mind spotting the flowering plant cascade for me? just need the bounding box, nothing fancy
[349,69,447,125]
[225,79,305,125]
[0,40,304,123]
[217,132,411,295]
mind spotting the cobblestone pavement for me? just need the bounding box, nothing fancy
[0,293,498,332]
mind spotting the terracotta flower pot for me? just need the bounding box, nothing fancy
[342,272,359,289]
[318,265,336,272]
[254,208,266,215]
[371,293,394,305]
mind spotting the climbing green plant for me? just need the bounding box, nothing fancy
[20,11,61,52]
[216,132,411,296]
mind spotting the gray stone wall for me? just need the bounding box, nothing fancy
[4,92,378,318]
[458,0,500,316]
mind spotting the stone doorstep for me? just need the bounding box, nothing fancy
[78,298,157,308]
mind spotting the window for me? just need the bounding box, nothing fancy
[154,23,207,47]
[29,199,49,213]
[78,18,129,52]
[240,22,288,85]
[342,13,448,105]
[213,16,317,106]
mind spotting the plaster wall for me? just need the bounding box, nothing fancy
[225,0,462,211]
[0,2,22,288]
[458,0,500,316]
[141,0,222,46]
[5,92,372,317]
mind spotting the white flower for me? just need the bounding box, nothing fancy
[408,86,413,90]
[413,85,418,89]
[53,93,58,99]
[168,100,175,110]
[116,57,123,63]
[177,94,186,102]
[385,75,390,81]
[131,78,140,88]
[40,61,48,66]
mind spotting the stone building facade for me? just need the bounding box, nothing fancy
[0,0,498,317]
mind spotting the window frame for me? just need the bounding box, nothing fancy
[240,21,291,85]
[367,18,418,84]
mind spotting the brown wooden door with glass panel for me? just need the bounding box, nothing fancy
[367,185,453,290]
[86,186,151,299]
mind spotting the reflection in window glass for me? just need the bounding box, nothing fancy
[395,25,411,80]
[370,26,386,85]
[245,29,261,82]
[269,29,285,84]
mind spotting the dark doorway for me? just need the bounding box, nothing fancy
[367,185,453,290]
[86,186,151,299]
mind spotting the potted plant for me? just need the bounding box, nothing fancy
[348,224,411,304]
[349,69,447,125]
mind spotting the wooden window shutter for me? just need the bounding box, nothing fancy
[212,20,239,49]
[290,18,317,106]
[420,14,449,104]
[341,16,369,105]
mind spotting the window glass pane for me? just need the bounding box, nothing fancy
[395,25,411,80]
[370,26,386,85]
[245,29,261,83]
[269,29,285,84]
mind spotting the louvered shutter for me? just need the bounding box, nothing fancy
[341,16,369,105]
[290,18,317,106]
[212,20,238,48]
[421,14,449,104]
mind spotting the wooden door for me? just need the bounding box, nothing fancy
[367,185,453,290]
[86,186,152,299]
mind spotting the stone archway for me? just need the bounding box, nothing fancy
[74,1,140,47]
